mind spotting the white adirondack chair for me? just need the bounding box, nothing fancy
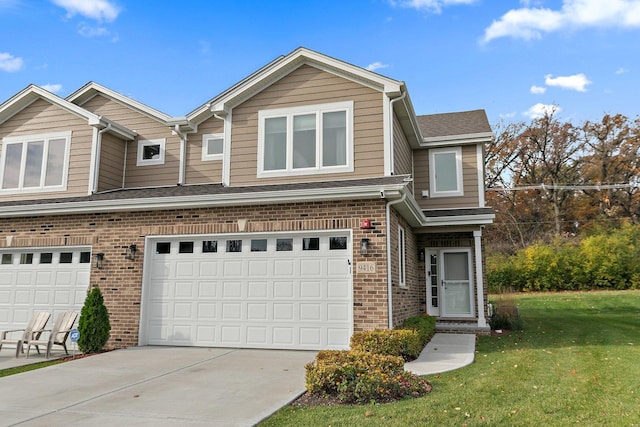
[0,311,51,358]
[26,312,78,358]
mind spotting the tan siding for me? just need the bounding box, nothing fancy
[414,144,480,210]
[98,133,126,192]
[80,95,179,187]
[392,114,413,194]
[185,116,224,185]
[229,64,384,186]
[0,98,92,201]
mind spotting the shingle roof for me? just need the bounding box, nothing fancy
[0,176,409,209]
[416,109,491,139]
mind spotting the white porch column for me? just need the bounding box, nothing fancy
[473,229,487,328]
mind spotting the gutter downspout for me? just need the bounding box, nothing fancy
[385,191,407,329]
[92,124,111,194]
[388,90,407,176]
[174,125,188,185]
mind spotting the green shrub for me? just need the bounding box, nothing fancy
[305,350,430,403]
[78,286,111,353]
[399,314,436,348]
[350,329,422,361]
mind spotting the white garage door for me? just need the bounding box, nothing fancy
[142,232,353,350]
[0,247,90,332]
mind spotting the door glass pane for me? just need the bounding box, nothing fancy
[293,114,316,169]
[45,138,66,186]
[40,253,53,264]
[322,111,346,166]
[302,237,319,251]
[60,252,73,263]
[24,140,44,187]
[329,236,347,250]
[251,239,267,252]
[443,252,471,316]
[434,152,458,192]
[202,241,217,253]
[444,252,469,281]
[264,117,286,170]
[1,253,13,264]
[226,240,242,253]
[179,242,194,253]
[2,143,22,189]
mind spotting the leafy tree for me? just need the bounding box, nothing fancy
[78,286,111,353]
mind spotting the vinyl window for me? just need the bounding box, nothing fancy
[429,147,464,197]
[258,101,353,177]
[0,131,71,193]
[202,133,224,161]
[137,139,165,166]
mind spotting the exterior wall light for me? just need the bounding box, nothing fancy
[360,238,370,256]
[125,244,137,261]
[94,252,105,269]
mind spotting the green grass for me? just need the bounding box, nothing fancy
[0,359,65,378]
[260,290,640,426]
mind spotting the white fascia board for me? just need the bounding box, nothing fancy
[68,82,172,123]
[209,48,403,113]
[422,132,493,147]
[94,118,138,140]
[0,184,406,218]
[422,213,495,227]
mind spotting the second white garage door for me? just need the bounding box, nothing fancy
[142,231,353,350]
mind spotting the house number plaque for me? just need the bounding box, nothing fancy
[356,261,376,274]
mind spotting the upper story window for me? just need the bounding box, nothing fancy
[202,133,224,161]
[0,131,71,193]
[257,101,353,178]
[137,138,165,166]
[429,146,464,197]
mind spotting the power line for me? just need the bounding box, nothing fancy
[487,183,634,192]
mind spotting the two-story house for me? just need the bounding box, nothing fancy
[0,48,493,350]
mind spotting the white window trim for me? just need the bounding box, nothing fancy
[202,133,224,161]
[257,101,354,178]
[137,138,166,166]
[398,225,406,287]
[0,131,71,194]
[429,146,464,198]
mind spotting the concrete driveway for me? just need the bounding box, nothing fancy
[0,347,316,426]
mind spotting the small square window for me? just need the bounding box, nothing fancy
[202,134,224,161]
[137,139,166,166]
[80,252,91,263]
[330,237,348,250]
[20,253,34,264]
[60,252,73,263]
[156,242,171,254]
[226,240,242,253]
[202,241,218,253]
[1,253,12,264]
[276,238,293,252]
[251,239,267,252]
[179,242,194,254]
[302,237,320,251]
[40,253,53,264]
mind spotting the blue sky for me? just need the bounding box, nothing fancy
[1,0,639,125]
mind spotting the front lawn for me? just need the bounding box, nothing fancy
[261,290,640,426]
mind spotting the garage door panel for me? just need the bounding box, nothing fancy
[35,271,52,285]
[55,271,72,285]
[150,261,171,280]
[14,290,32,304]
[53,290,72,305]
[173,302,193,319]
[143,233,352,350]
[17,271,33,285]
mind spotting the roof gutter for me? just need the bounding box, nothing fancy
[0,183,407,218]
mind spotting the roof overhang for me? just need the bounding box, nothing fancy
[422,131,493,148]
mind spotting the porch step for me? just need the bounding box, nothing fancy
[436,322,491,335]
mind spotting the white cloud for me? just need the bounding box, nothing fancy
[482,0,640,43]
[51,0,120,22]
[523,103,561,119]
[530,85,547,94]
[392,0,478,14]
[366,61,389,72]
[545,73,592,91]
[615,67,629,74]
[78,23,110,38]
[40,84,63,93]
[499,111,518,119]
[0,52,24,72]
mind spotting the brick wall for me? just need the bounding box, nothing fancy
[0,199,391,348]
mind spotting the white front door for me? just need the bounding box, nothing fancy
[441,249,474,317]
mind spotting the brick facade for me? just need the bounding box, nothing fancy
[0,199,394,348]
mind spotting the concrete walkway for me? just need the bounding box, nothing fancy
[405,333,476,375]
